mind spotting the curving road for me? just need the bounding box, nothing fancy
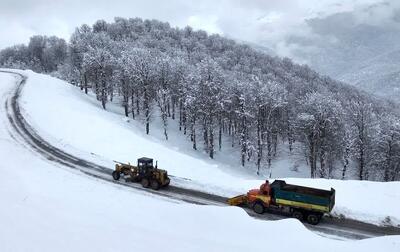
[2,70,400,240]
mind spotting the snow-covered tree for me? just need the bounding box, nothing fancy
[2,17,400,181]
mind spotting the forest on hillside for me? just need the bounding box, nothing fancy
[1,17,399,181]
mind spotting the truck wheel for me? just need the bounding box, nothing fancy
[306,214,320,225]
[253,202,265,214]
[292,211,303,221]
[150,180,160,190]
[141,178,150,188]
[112,171,120,181]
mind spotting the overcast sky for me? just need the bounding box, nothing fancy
[0,0,397,55]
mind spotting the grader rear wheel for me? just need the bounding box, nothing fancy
[141,178,150,188]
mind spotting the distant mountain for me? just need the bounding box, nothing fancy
[338,49,400,100]
[267,3,400,101]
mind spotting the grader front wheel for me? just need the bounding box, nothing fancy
[150,180,160,190]
[141,178,150,188]
[112,171,120,181]
[164,180,170,187]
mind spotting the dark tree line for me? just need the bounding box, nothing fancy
[0,35,67,72]
[1,17,399,181]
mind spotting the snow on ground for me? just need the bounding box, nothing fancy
[1,71,400,252]
[9,69,400,227]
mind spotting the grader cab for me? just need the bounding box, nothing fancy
[112,157,170,190]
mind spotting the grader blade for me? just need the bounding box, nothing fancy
[227,194,248,206]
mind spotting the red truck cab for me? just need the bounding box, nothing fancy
[247,180,272,213]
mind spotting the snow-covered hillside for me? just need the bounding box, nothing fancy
[9,70,400,227]
[1,70,400,252]
[338,49,400,99]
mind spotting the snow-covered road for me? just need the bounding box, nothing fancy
[0,70,399,251]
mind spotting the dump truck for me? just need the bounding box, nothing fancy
[112,157,170,190]
[228,180,335,225]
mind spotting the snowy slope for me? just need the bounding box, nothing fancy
[9,70,400,226]
[1,71,400,252]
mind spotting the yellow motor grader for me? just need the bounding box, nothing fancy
[112,157,170,190]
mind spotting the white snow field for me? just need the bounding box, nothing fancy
[1,71,400,252]
[15,70,400,227]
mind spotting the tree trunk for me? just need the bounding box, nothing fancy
[157,91,168,141]
[342,147,349,179]
[384,140,393,182]
[218,117,222,151]
[309,137,316,178]
[109,84,114,102]
[241,123,246,167]
[359,146,365,180]
[101,78,106,110]
[136,91,140,115]
[192,117,197,150]
[228,117,232,136]
[124,101,128,117]
[273,133,278,157]
[319,149,326,178]
[209,124,214,159]
[121,80,128,117]
[131,93,135,119]
[183,109,187,135]
[101,96,106,109]
[163,116,168,140]
[240,100,246,167]
[84,73,88,94]
[287,110,293,152]
[80,72,84,91]
[172,97,175,120]
[256,114,262,175]
[266,131,272,172]
[203,122,209,152]
[144,84,150,135]
[179,100,183,131]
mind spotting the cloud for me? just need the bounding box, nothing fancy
[0,0,195,48]
[0,0,398,56]
[188,15,222,35]
[352,1,400,26]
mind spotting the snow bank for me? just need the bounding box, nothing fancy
[15,70,400,227]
